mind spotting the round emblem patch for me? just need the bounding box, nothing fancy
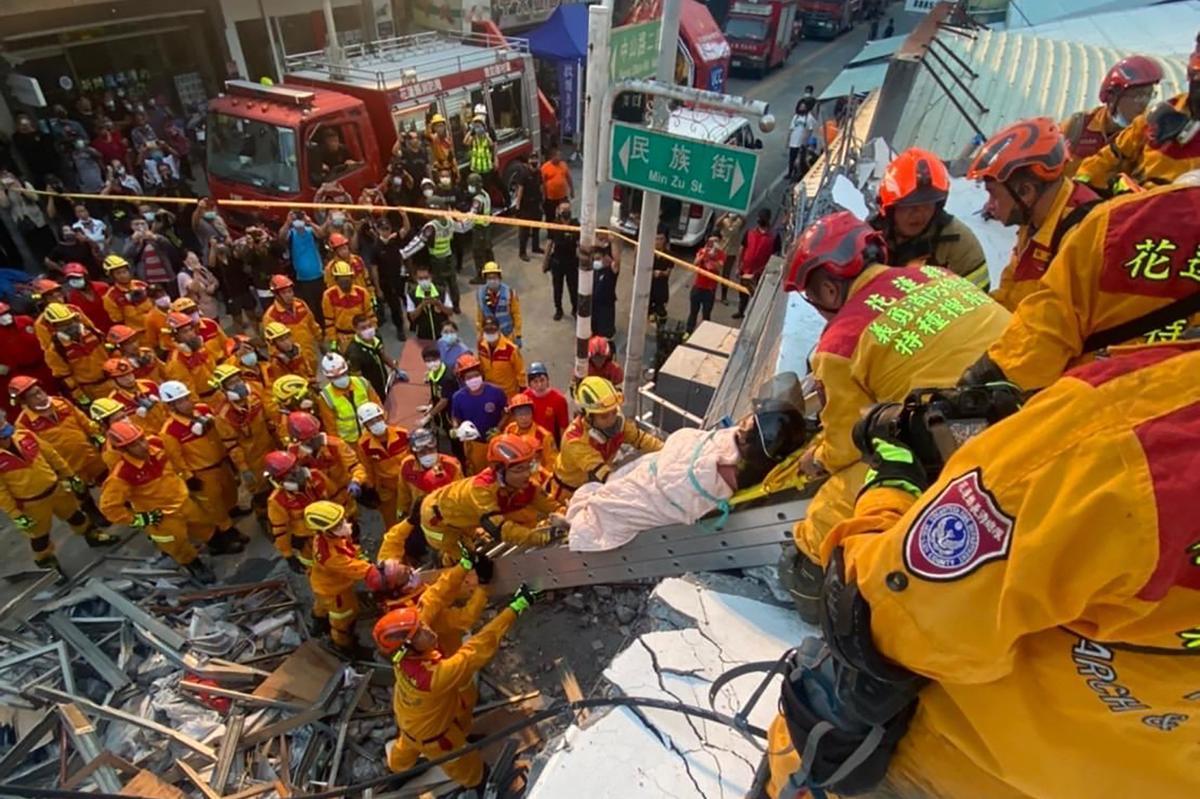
[903,469,1014,582]
[917,503,979,571]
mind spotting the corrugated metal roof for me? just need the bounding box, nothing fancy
[818,62,890,100]
[1008,1,1200,57]
[1003,0,1167,27]
[889,28,1189,159]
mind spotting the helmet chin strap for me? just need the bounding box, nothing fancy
[1001,179,1045,227]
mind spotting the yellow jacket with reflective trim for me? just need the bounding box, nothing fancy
[420,468,560,553]
[309,532,372,597]
[553,416,664,493]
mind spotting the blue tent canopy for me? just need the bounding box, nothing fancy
[526,4,589,62]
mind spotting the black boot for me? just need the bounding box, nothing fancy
[208,528,246,555]
[310,614,331,636]
[84,530,120,548]
[185,558,216,583]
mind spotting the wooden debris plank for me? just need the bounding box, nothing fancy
[120,769,188,799]
[554,658,589,727]
[176,759,221,799]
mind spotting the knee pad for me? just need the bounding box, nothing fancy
[30,534,52,553]
[66,510,90,528]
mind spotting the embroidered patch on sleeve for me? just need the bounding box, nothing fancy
[903,469,1014,581]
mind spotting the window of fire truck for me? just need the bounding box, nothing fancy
[726,17,769,40]
[488,80,525,143]
[206,113,299,194]
[305,119,366,185]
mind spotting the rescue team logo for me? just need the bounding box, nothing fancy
[904,469,1014,581]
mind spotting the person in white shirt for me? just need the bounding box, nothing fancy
[788,93,820,181]
[71,202,108,248]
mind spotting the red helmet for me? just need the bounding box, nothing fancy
[328,232,350,248]
[106,324,138,347]
[784,212,888,293]
[967,117,1067,184]
[9,375,39,399]
[373,607,421,655]
[507,393,535,412]
[455,353,482,376]
[269,274,294,292]
[286,411,322,441]
[107,420,145,449]
[63,263,88,278]
[103,357,135,378]
[1099,55,1163,104]
[486,433,537,467]
[878,148,950,211]
[587,335,611,359]
[264,450,298,479]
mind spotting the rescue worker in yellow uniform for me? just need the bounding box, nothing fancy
[1078,38,1200,191]
[264,450,331,571]
[784,213,1010,620]
[88,397,131,469]
[210,364,276,532]
[961,181,1200,391]
[766,340,1200,799]
[285,410,366,518]
[477,316,526,397]
[270,375,319,442]
[106,324,165,383]
[42,303,111,404]
[10,376,107,485]
[170,297,227,361]
[263,321,317,385]
[551,377,663,502]
[31,278,95,351]
[375,578,535,789]
[104,358,167,434]
[223,334,269,393]
[504,393,557,470]
[870,148,989,288]
[354,401,409,525]
[157,380,246,555]
[377,560,488,658]
[377,428,463,563]
[163,312,221,403]
[142,286,170,354]
[100,255,153,330]
[322,261,374,351]
[324,232,377,296]
[0,420,114,571]
[99,420,215,582]
[262,275,322,360]
[1062,54,1163,172]
[420,434,566,563]
[968,117,1101,312]
[317,352,382,445]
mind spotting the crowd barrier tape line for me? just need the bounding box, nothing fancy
[30,188,751,295]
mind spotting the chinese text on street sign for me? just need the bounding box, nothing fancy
[610,20,662,82]
[609,122,759,213]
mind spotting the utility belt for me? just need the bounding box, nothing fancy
[14,483,59,505]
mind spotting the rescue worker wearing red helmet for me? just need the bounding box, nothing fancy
[61,262,111,336]
[106,324,165,383]
[968,117,1102,312]
[765,341,1200,799]
[0,302,54,421]
[585,335,624,386]
[264,449,332,570]
[1078,34,1200,191]
[785,212,1010,621]
[376,575,536,788]
[961,181,1200,391]
[285,410,367,517]
[418,433,568,563]
[369,550,487,657]
[11,376,108,485]
[163,311,221,402]
[42,302,111,404]
[870,148,989,289]
[323,231,377,299]
[377,428,463,563]
[1063,54,1164,171]
[104,357,167,434]
[262,274,321,359]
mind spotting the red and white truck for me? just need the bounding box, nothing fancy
[797,0,862,39]
[724,1,797,77]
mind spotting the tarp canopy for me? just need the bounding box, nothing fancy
[526,4,589,62]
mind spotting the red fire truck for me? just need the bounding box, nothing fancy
[725,1,797,77]
[205,32,541,224]
[798,0,861,39]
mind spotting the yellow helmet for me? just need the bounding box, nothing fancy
[102,254,130,273]
[272,374,308,403]
[263,321,290,342]
[303,500,345,532]
[43,302,78,325]
[576,376,622,415]
[210,363,241,388]
[330,260,354,278]
[89,397,125,423]
[171,297,197,315]
[481,261,502,277]
[430,113,446,125]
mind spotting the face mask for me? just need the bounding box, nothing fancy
[423,188,434,198]
[68,277,86,290]
[465,376,484,391]
[292,219,306,230]
[440,331,457,344]
[424,360,440,372]
[0,314,11,326]
[331,214,346,225]
[486,278,501,289]
[299,398,314,411]
[301,437,325,455]
[332,375,350,389]
[240,352,258,367]
[483,332,499,344]
[593,259,603,270]
[359,327,376,341]
[74,140,85,150]
[439,177,451,187]
[1112,110,1131,128]
[190,312,201,324]
[203,211,216,221]
[154,296,171,310]
[226,385,248,401]
[367,420,387,437]
[148,150,163,160]
[417,452,438,469]
[143,211,156,222]
[57,324,81,341]
[190,420,206,436]
[281,480,300,492]
[33,397,52,411]
[418,279,433,290]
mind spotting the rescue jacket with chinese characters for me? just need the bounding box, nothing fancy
[98,436,190,523]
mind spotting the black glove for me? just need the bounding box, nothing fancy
[185,476,204,492]
[472,548,495,584]
[1147,100,1192,147]
[858,437,928,498]
[957,352,1007,388]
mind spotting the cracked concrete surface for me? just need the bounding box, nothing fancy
[528,577,816,798]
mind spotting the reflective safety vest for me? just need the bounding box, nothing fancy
[320,377,373,443]
[469,137,494,173]
[474,191,492,227]
[477,284,514,334]
[429,219,453,258]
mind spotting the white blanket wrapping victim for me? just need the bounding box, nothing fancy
[566,427,741,552]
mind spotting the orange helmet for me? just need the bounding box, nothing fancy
[373,607,421,655]
[30,278,61,299]
[328,232,350,248]
[269,274,294,292]
[587,335,611,360]
[507,393,535,412]
[784,211,888,293]
[103,357,135,378]
[1099,55,1163,104]
[455,353,482,376]
[63,262,88,278]
[878,148,950,212]
[8,375,39,399]
[286,411,322,441]
[107,419,144,449]
[264,450,298,479]
[487,433,536,468]
[967,118,1068,184]
[106,324,138,347]
[166,311,194,331]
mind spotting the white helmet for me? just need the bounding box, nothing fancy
[356,401,385,427]
[321,352,348,378]
[473,103,487,117]
[159,380,191,403]
[454,420,480,441]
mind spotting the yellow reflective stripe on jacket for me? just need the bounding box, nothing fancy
[320,378,371,443]
[963,263,991,290]
[327,606,356,621]
[149,533,177,544]
[423,527,445,542]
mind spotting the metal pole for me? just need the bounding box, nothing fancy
[258,0,285,81]
[575,2,614,380]
[621,0,683,406]
[323,0,345,65]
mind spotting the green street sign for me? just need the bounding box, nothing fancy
[609,122,759,214]
[609,20,661,82]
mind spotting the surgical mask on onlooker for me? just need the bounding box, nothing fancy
[0,314,12,326]
[143,211,156,222]
[358,327,376,341]
[423,188,434,198]
[424,360,440,371]
[418,279,433,290]
[203,211,216,221]
[332,213,346,225]
[291,219,306,230]
[440,331,458,344]
[417,452,438,469]
[486,278,501,289]
[464,376,484,391]
[332,375,350,389]
[367,420,387,437]
[483,332,499,344]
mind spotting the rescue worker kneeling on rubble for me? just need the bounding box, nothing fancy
[870,148,988,288]
[99,421,214,582]
[265,449,332,571]
[0,417,115,572]
[787,212,1009,622]
[419,434,567,563]
[376,564,537,790]
[378,428,463,564]
[551,377,663,501]
[765,340,1200,799]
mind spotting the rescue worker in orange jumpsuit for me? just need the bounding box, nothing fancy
[504,394,557,470]
[1062,54,1163,171]
[969,117,1101,312]
[163,312,221,403]
[264,449,331,571]
[354,401,409,525]
[477,317,525,397]
[262,275,322,360]
[785,213,1010,620]
[0,302,55,421]
[170,297,227,361]
[31,279,95,351]
[88,397,130,469]
[106,324,165,383]
[961,181,1200,391]
[210,364,276,531]
[10,376,107,485]
[270,375,319,442]
[375,580,535,789]
[42,302,111,404]
[0,419,114,571]
[103,358,167,434]
[551,377,663,502]
[142,285,170,354]
[157,380,246,554]
[1078,37,1200,190]
[62,262,111,336]
[100,254,153,330]
[585,336,624,386]
[263,321,317,385]
[419,434,566,563]
[766,341,1200,799]
[322,261,374,351]
[99,420,214,581]
[324,231,377,295]
[377,428,463,563]
[285,410,366,517]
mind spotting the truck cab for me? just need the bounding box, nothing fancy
[725,1,796,77]
[797,0,861,39]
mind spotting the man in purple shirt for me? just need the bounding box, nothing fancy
[449,353,507,473]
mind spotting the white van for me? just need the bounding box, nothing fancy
[610,108,762,248]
